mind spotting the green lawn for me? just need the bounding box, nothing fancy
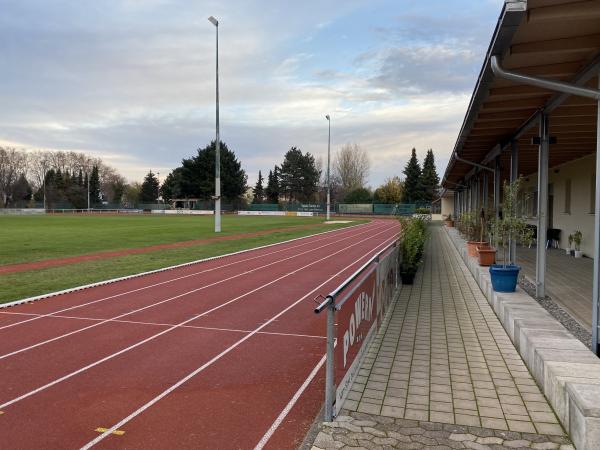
[0,214,363,303]
[0,214,342,265]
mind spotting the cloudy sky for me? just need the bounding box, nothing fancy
[0,0,504,186]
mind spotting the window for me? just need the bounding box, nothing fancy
[531,190,538,217]
[564,179,571,214]
[591,174,596,214]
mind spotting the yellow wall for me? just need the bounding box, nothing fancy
[441,196,454,218]
[520,153,596,256]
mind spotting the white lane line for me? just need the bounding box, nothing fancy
[0,312,327,339]
[0,227,398,411]
[254,353,327,450]
[80,233,398,449]
[0,224,388,360]
[0,222,377,331]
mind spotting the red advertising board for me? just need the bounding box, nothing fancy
[334,266,377,411]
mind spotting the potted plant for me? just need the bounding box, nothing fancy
[463,210,487,257]
[573,230,583,258]
[476,209,496,266]
[399,216,428,284]
[567,234,573,256]
[444,214,454,227]
[489,177,530,292]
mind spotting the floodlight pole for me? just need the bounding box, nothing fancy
[42,163,47,211]
[326,115,331,221]
[209,15,221,232]
[87,171,90,212]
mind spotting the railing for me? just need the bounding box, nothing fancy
[315,240,400,421]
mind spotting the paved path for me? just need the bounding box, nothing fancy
[311,225,571,449]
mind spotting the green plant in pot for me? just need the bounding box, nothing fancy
[398,216,428,284]
[476,209,496,266]
[444,213,454,227]
[462,209,485,258]
[573,230,583,258]
[489,177,530,292]
[567,234,573,256]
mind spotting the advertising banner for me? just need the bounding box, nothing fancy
[334,266,377,413]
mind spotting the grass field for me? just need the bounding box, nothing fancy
[0,214,363,303]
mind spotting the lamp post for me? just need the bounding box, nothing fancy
[325,114,331,221]
[208,15,221,232]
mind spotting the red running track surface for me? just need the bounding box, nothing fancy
[0,220,399,450]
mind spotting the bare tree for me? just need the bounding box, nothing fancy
[333,143,370,193]
[0,147,28,206]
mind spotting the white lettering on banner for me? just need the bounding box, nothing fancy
[342,290,374,368]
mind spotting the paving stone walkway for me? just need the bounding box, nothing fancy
[310,225,571,449]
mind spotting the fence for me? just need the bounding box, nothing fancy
[314,240,400,420]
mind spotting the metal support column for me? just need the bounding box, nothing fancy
[536,115,550,299]
[592,74,600,355]
[494,156,501,218]
[324,299,335,420]
[509,140,519,264]
[483,172,489,210]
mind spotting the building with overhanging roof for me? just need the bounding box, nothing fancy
[440,0,600,351]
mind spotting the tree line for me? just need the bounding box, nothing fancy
[0,147,126,208]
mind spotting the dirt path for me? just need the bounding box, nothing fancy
[0,223,344,275]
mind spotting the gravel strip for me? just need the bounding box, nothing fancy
[518,276,592,349]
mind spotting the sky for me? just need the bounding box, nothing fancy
[0,0,504,187]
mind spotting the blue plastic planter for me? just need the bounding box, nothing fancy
[489,264,521,292]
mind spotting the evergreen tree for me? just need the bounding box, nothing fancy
[253,170,265,203]
[265,168,280,204]
[344,187,373,203]
[279,147,320,202]
[89,165,101,204]
[10,174,32,205]
[160,141,247,205]
[402,148,422,203]
[420,149,440,203]
[140,170,160,203]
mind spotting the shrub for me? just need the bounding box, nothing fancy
[415,207,431,214]
[398,216,428,276]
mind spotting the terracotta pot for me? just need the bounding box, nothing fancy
[445,220,454,228]
[477,245,496,266]
[467,241,487,257]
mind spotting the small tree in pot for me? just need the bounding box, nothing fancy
[398,216,428,284]
[489,177,531,292]
[476,209,496,266]
[573,230,583,258]
[567,234,574,256]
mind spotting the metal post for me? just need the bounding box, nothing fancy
[87,171,90,212]
[592,73,600,355]
[324,299,335,421]
[326,115,331,221]
[509,140,519,264]
[536,114,550,299]
[494,156,501,218]
[483,172,489,210]
[42,165,46,211]
[209,16,221,233]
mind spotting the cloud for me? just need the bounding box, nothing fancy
[0,0,501,187]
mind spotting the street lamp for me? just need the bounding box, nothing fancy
[325,114,331,221]
[208,15,221,233]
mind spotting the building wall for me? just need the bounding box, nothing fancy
[441,196,454,218]
[520,153,596,257]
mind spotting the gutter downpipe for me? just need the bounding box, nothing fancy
[491,55,600,354]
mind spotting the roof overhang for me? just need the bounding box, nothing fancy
[442,0,600,190]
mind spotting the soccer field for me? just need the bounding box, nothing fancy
[0,214,361,303]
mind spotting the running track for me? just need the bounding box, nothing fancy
[0,220,399,449]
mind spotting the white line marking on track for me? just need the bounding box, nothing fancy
[0,224,389,360]
[0,226,398,412]
[0,222,377,330]
[0,311,328,339]
[254,353,327,450]
[79,233,398,449]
